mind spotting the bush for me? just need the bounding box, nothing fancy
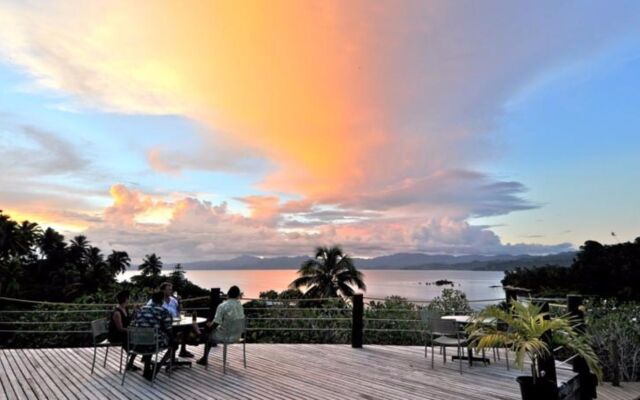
[427,288,472,315]
[587,301,640,382]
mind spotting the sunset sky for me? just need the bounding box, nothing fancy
[1,1,639,262]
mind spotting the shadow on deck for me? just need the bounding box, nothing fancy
[1,344,638,400]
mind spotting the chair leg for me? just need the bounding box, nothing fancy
[103,346,109,367]
[223,343,228,374]
[121,355,128,386]
[91,346,97,374]
[151,352,158,385]
[119,348,124,374]
[458,345,462,374]
[431,343,435,369]
[443,347,446,364]
[243,341,246,368]
[506,348,510,370]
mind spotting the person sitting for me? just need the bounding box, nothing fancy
[196,285,245,366]
[134,291,174,380]
[108,290,139,371]
[147,282,196,358]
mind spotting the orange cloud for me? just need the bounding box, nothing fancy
[0,1,387,199]
[105,184,174,226]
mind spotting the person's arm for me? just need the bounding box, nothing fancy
[206,303,223,329]
[113,311,125,332]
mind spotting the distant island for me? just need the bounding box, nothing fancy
[148,251,576,271]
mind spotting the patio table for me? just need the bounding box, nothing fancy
[441,315,494,366]
[168,316,207,370]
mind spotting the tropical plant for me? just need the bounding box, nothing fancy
[587,301,640,382]
[467,301,602,382]
[290,246,366,298]
[107,250,130,275]
[139,253,163,277]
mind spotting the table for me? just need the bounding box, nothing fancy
[168,316,208,370]
[441,315,493,366]
[441,315,495,325]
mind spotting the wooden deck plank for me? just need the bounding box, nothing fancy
[5,349,46,400]
[1,345,639,400]
[0,347,29,400]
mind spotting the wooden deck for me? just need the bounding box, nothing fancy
[1,344,639,400]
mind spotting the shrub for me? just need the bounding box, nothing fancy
[587,301,640,382]
[427,288,472,315]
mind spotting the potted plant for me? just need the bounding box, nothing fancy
[467,301,602,400]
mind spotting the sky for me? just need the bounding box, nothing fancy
[0,1,639,263]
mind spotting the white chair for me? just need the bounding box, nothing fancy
[205,318,247,374]
[121,327,171,385]
[90,319,112,374]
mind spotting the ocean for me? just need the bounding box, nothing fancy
[121,269,505,308]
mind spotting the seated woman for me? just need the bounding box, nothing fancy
[108,290,139,371]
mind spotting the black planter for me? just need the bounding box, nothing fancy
[517,376,559,400]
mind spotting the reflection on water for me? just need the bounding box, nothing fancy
[121,269,505,307]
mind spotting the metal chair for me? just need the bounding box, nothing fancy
[205,318,247,374]
[90,319,112,374]
[428,317,467,374]
[420,309,441,357]
[121,327,171,385]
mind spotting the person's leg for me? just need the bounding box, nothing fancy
[178,329,195,358]
[196,328,215,365]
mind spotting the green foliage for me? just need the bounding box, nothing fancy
[0,211,209,348]
[467,301,602,381]
[503,238,640,301]
[290,246,366,298]
[427,288,472,315]
[586,301,640,382]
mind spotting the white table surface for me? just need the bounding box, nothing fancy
[441,315,495,324]
[172,316,207,327]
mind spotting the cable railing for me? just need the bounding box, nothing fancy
[0,292,515,347]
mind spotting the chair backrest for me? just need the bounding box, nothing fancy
[428,317,459,336]
[420,309,441,325]
[218,318,246,343]
[128,327,158,347]
[91,319,109,339]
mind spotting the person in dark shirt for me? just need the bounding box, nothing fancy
[108,290,139,371]
[132,291,174,380]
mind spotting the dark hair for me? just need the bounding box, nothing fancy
[159,282,172,291]
[227,286,241,299]
[116,290,130,304]
[151,291,164,305]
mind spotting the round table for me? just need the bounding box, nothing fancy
[441,315,494,366]
[442,315,495,324]
[169,316,208,369]
[172,316,208,327]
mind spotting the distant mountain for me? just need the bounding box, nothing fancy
[162,251,575,271]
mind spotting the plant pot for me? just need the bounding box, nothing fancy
[516,376,559,400]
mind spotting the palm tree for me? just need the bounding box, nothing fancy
[139,253,163,277]
[0,212,23,261]
[38,227,66,259]
[107,250,130,275]
[290,246,366,298]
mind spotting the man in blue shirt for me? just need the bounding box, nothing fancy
[150,282,195,358]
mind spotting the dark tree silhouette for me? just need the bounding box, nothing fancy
[139,253,163,277]
[290,246,366,298]
[107,250,130,275]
